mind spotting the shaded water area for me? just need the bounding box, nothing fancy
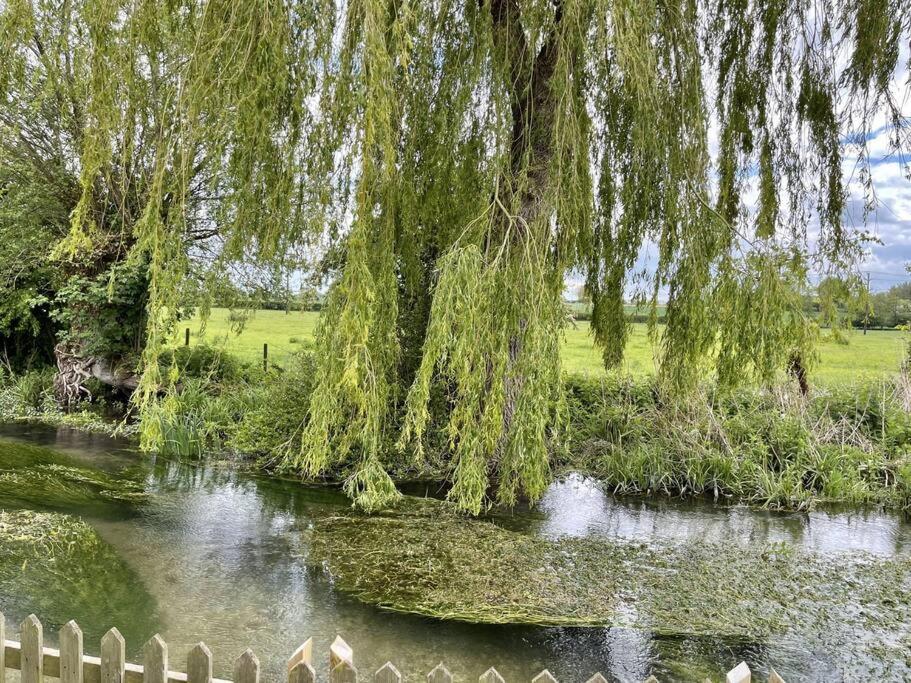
[1,424,910,682]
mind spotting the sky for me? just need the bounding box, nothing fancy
[847,136,911,292]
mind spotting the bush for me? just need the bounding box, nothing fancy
[228,352,317,460]
[157,344,242,383]
[0,367,56,417]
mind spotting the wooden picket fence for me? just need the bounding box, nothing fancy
[1,613,785,683]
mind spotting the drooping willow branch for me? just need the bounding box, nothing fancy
[1,0,908,511]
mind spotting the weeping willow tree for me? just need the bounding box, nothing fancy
[2,0,908,512]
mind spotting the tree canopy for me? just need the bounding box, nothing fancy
[1,0,909,512]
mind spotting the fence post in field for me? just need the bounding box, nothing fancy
[726,662,750,683]
[20,615,42,683]
[187,643,213,683]
[478,668,504,683]
[0,611,5,681]
[263,344,268,372]
[374,662,401,683]
[60,621,84,683]
[427,663,452,683]
[329,637,356,683]
[287,639,314,683]
[143,635,168,683]
[531,670,557,683]
[101,628,125,683]
[185,328,191,346]
[235,650,260,683]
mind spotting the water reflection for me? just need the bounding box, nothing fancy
[509,473,911,558]
[1,424,909,682]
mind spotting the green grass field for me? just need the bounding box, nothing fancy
[181,308,908,384]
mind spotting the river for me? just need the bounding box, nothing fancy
[1,423,909,682]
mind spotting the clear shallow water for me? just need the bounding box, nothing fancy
[1,423,909,682]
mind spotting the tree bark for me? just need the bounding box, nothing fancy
[489,0,564,449]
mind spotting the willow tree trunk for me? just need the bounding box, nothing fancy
[489,0,563,443]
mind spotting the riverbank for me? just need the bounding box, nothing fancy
[3,358,911,514]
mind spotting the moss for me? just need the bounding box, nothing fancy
[310,497,911,678]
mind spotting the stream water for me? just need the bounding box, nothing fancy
[1,423,909,682]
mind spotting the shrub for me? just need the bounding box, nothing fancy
[566,374,911,511]
[228,352,316,460]
[0,367,56,417]
[157,344,242,383]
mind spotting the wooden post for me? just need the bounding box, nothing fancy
[20,615,42,683]
[287,639,313,683]
[235,650,260,683]
[60,621,84,683]
[143,635,168,683]
[726,662,751,683]
[101,628,125,683]
[374,662,401,683]
[187,644,213,683]
[185,328,191,346]
[427,663,452,683]
[329,636,356,683]
[330,661,357,683]
[329,636,353,671]
[479,668,504,683]
[263,343,268,372]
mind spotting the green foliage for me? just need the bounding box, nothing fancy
[157,344,242,383]
[0,160,71,368]
[2,0,907,511]
[229,353,317,459]
[0,368,57,416]
[566,375,911,511]
[52,260,150,359]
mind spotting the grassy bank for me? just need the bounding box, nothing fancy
[4,342,911,514]
[564,375,911,511]
[181,307,908,384]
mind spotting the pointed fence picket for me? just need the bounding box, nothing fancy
[0,612,786,683]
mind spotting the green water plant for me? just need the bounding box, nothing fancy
[0,509,158,646]
[310,498,911,679]
[0,441,149,513]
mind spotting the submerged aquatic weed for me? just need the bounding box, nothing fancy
[0,440,149,512]
[310,498,911,679]
[0,509,158,644]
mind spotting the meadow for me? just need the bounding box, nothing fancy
[182,308,908,385]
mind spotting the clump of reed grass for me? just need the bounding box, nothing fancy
[564,375,911,512]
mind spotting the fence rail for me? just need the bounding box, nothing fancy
[1,613,784,683]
